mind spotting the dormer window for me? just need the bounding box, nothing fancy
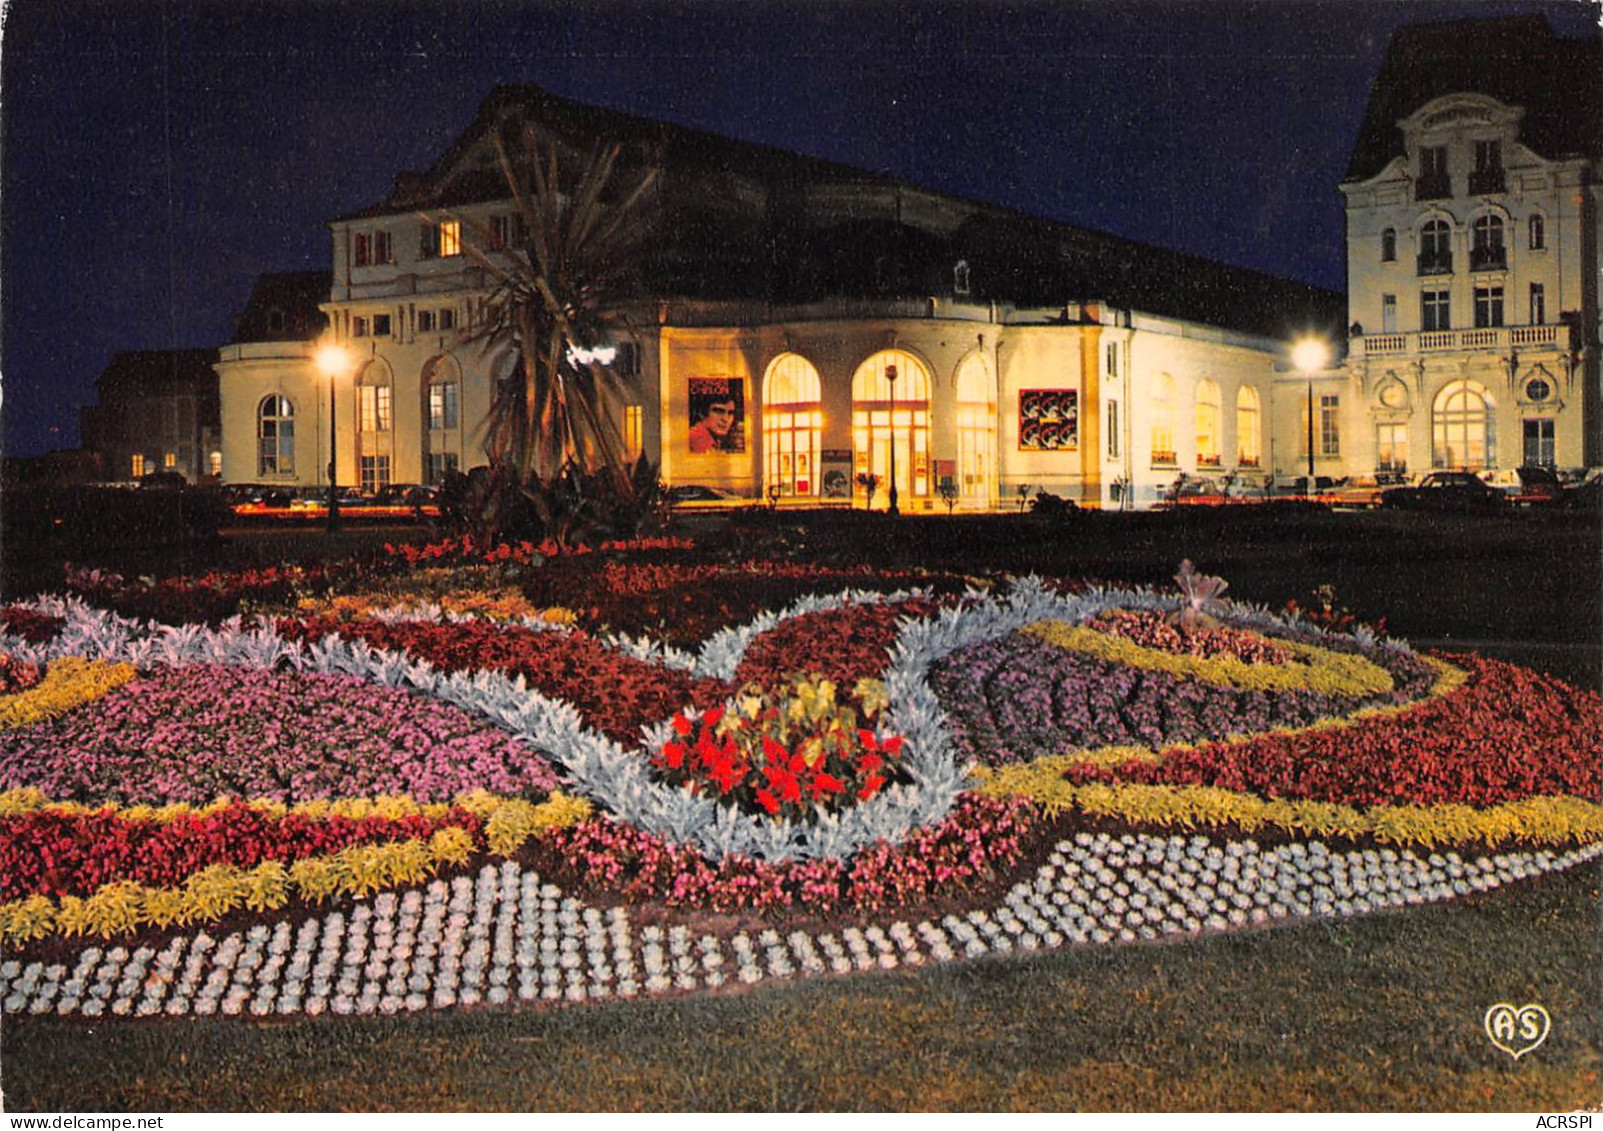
[1417,146,1449,200]
[1470,140,1504,194]
[953,259,971,296]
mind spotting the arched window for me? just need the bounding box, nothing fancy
[1471,214,1505,270]
[1433,380,1495,470]
[1528,213,1545,251]
[1150,373,1176,464]
[257,395,295,476]
[422,356,462,485]
[1235,386,1261,468]
[852,350,932,507]
[357,361,394,493]
[1381,228,1396,262]
[1195,380,1221,466]
[953,353,995,507]
[763,353,822,497]
[1419,218,1452,273]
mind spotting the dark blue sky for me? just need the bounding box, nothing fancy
[2,0,1597,457]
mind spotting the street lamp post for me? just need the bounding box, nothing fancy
[885,363,900,516]
[315,344,350,533]
[1292,338,1329,498]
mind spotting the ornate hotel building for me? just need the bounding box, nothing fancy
[1328,15,1600,477]
[214,15,1597,510]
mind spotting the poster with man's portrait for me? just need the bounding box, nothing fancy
[687,377,746,454]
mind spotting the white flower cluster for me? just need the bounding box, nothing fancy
[5,836,1597,1021]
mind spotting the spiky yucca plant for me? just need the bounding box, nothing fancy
[1166,559,1229,634]
[444,111,660,543]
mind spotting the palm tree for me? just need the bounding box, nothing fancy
[445,111,659,541]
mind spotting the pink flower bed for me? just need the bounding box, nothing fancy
[0,664,561,805]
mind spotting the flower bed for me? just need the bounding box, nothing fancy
[0,664,561,804]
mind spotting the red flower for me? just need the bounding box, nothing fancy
[755,788,781,815]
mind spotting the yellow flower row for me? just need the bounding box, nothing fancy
[971,777,1603,851]
[1022,620,1395,697]
[294,591,577,625]
[0,787,591,827]
[0,792,593,944]
[0,658,138,731]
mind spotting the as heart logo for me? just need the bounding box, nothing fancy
[1483,1002,1551,1059]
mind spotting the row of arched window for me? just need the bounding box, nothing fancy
[1381,212,1543,264]
[1148,378,1261,468]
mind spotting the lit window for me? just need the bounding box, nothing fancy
[1433,380,1493,470]
[131,453,146,478]
[1319,395,1340,456]
[765,354,823,497]
[360,385,392,433]
[209,451,222,477]
[1375,422,1407,472]
[439,221,461,257]
[257,395,295,476]
[1150,373,1175,464]
[429,380,459,430]
[1235,387,1260,467]
[623,405,644,461]
[163,452,177,469]
[1195,380,1221,466]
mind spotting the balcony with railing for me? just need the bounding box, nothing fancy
[1414,176,1452,202]
[1416,252,1453,276]
[1469,246,1507,272]
[1353,323,1560,358]
[1468,168,1506,195]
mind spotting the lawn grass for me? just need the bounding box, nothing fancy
[4,865,1597,1111]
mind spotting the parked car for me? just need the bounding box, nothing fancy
[667,484,738,506]
[137,470,188,490]
[1161,476,1230,507]
[1546,468,1602,510]
[1327,471,1410,509]
[1490,465,1563,506]
[375,483,440,507]
[1380,471,1506,512]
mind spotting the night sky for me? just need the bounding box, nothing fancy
[2,0,1597,458]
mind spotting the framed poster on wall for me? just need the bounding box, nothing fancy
[1019,389,1078,451]
[686,377,746,454]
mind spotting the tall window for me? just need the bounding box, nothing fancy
[851,350,931,506]
[1106,340,1118,377]
[1421,289,1451,332]
[1528,213,1546,250]
[1433,380,1493,470]
[1474,285,1504,329]
[1418,219,1452,273]
[375,230,391,264]
[1529,283,1545,326]
[360,455,392,493]
[623,405,644,462]
[1471,215,1505,270]
[354,232,372,267]
[1319,395,1341,456]
[428,380,459,430]
[1150,373,1176,464]
[1523,418,1555,467]
[131,453,147,478]
[360,385,393,432]
[426,452,459,485]
[1375,422,1408,472]
[1235,387,1261,467]
[1417,146,1449,199]
[1106,400,1120,459]
[1194,380,1221,466]
[257,395,295,476]
[1382,293,1397,333]
[763,354,823,497]
[1381,228,1396,262]
[1470,140,1504,193]
[420,221,462,259]
[954,353,996,506]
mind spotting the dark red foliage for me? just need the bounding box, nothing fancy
[276,617,733,743]
[1,606,65,644]
[734,598,942,689]
[0,804,485,900]
[1063,653,1601,807]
